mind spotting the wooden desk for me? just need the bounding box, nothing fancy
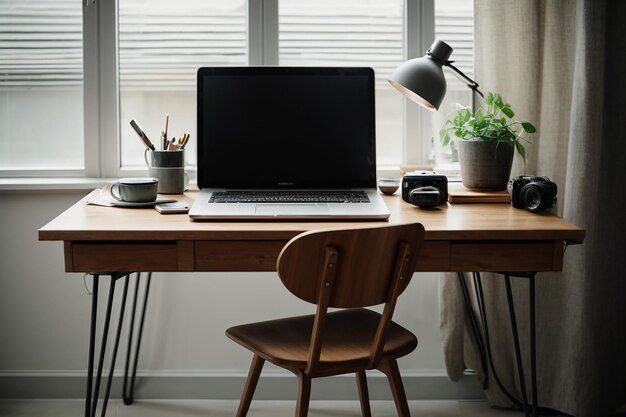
[39,190,584,273]
[38,189,585,417]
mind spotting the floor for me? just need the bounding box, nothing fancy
[0,399,566,417]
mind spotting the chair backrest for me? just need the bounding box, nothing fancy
[277,223,425,308]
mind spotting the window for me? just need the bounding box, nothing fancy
[0,0,84,173]
[0,0,473,179]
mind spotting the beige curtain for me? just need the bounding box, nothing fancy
[439,0,626,416]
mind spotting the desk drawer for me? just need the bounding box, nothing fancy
[450,240,563,272]
[416,241,450,271]
[194,240,451,272]
[195,241,287,271]
[68,241,179,272]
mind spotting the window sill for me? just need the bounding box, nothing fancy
[0,177,116,191]
[0,177,202,192]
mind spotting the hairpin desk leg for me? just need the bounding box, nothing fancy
[461,272,538,417]
[503,273,530,416]
[123,272,152,405]
[502,272,538,417]
[84,273,131,417]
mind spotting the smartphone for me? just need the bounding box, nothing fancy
[155,202,189,214]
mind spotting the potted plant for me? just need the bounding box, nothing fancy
[440,92,536,190]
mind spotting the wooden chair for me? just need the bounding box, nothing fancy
[226,223,425,417]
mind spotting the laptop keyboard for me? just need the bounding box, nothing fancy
[209,191,370,203]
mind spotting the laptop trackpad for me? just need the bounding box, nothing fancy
[255,204,330,215]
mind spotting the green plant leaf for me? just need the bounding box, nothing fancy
[521,121,536,133]
[442,132,451,147]
[440,92,535,148]
[515,139,526,161]
[439,127,448,140]
[485,92,493,106]
[502,106,514,118]
[494,94,504,110]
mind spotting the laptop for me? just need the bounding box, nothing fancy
[189,66,390,220]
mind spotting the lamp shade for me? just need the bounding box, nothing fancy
[388,40,453,111]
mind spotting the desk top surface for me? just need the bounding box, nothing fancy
[38,189,585,243]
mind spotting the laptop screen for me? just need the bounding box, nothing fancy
[197,67,376,189]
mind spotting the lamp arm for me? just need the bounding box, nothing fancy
[444,61,485,98]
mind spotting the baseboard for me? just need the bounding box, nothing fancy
[0,371,484,400]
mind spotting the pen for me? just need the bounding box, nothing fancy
[181,133,190,149]
[161,130,166,150]
[168,137,177,151]
[130,119,156,150]
[163,113,169,149]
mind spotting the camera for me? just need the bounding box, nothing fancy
[402,172,448,207]
[507,176,557,212]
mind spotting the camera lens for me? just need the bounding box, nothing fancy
[521,186,542,211]
[520,183,555,212]
[409,186,443,207]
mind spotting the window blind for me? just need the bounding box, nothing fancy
[279,2,404,86]
[118,2,246,89]
[435,9,473,89]
[1,2,472,89]
[0,0,82,87]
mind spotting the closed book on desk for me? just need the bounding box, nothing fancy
[447,182,511,204]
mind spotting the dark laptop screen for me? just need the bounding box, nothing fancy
[197,67,376,189]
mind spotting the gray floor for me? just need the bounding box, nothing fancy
[0,399,565,417]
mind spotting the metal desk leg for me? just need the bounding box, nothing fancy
[84,273,131,417]
[503,273,531,417]
[529,274,537,417]
[123,272,152,405]
[502,272,538,417]
[466,272,538,417]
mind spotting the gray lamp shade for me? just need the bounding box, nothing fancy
[388,56,446,111]
[388,39,455,111]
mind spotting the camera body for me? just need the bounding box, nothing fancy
[402,172,448,207]
[507,176,557,212]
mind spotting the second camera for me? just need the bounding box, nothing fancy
[402,172,448,207]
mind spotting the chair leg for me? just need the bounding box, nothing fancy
[378,359,411,417]
[356,370,372,417]
[295,372,312,417]
[236,354,265,417]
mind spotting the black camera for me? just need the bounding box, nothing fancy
[507,176,557,212]
[402,172,448,207]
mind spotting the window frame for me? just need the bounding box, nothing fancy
[1,0,436,180]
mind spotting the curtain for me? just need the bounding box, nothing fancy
[439,1,626,416]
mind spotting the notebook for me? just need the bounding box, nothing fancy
[189,67,390,220]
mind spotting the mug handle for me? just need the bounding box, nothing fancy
[144,149,152,168]
[110,183,123,201]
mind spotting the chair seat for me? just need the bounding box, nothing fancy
[226,308,417,375]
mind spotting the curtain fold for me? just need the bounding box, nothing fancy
[439,1,626,416]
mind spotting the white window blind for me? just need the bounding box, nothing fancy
[435,4,473,90]
[118,0,247,90]
[0,0,82,87]
[279,0,403,86]
[0,0,84,171]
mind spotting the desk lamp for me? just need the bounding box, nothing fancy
[388,39,483,111]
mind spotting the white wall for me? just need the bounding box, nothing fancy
[0,190,480,399]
